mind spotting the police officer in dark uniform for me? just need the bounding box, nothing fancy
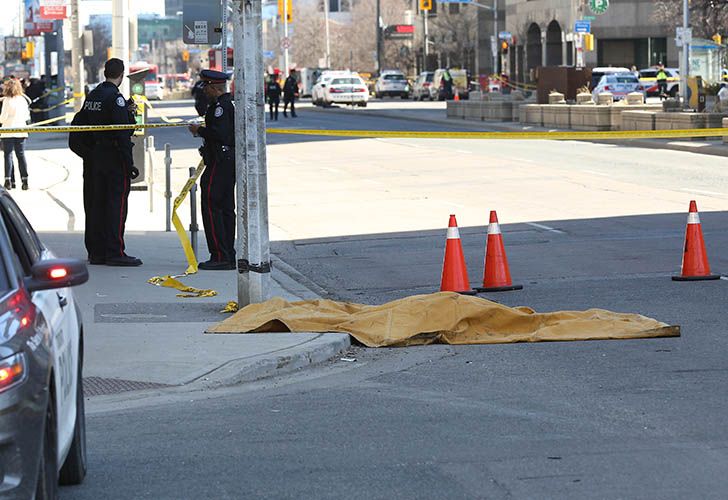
[188,69,236,270]
[266,74,281,121]
[78,58,142,266]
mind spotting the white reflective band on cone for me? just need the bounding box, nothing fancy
[487,223,501,235]
[447,227,460,239]
[687,213,700,224]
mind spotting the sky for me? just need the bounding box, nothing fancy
[0,0,166,38]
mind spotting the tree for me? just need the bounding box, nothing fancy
[652,0,728,39]
[428,4,478,72]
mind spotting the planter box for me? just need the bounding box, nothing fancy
[608,104,661,130]
[570,106,612,131]
[542,104,570,128]
[483,101,513,121]
[723,117,728,144]
[464,101,483,120]
[520,104,543,126]
[622,110,656,131]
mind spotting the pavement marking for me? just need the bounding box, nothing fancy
[583,169,610,177]
[720,276,728,281]
[680,188,728,196]
[100,313,169,320]
[525,222,565,234]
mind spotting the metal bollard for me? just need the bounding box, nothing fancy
[164,143,172,232]
[147,136,155,212]
[189,166,199,258]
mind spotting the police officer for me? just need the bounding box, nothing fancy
[266,74,281,121]
[282,69,298,118]
[188,70,236,270]
[79,58,142,266]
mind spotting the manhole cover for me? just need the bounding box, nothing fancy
[83,377,173,396]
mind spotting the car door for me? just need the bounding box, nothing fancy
[0,193,79,463]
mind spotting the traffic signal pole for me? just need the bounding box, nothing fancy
[112,0,130,95]
[71,0,83,112]
[233,0,271,305]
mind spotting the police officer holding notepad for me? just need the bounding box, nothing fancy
[188,70,236,271]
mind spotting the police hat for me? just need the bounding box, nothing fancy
[200,69,231,84]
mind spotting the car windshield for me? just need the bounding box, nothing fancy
[384,74,405,81]
[331,78,362,85]
[615,75,639,83]
[426,74,434,82]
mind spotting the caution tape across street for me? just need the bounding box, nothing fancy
[265,127,728,140]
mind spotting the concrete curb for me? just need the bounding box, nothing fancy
[189,333,351,390]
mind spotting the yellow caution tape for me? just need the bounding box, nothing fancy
[139,96,184,124]
[30,97,73,113]
[148,160,219,298]
[267,127,728,140]
[0,122,185,134]
[220,301,239,313]
[28,113,73,127]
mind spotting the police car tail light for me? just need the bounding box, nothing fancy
[329,87,344,93]
[0,352,26,392]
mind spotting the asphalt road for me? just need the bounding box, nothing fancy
[59,100,728,499]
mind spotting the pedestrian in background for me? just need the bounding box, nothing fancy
[656,65,668,100]
[0,78,31,190]
[283,69,298,118]
[188,70,236,270]
[266,74,281,121]
[717,82,728,113]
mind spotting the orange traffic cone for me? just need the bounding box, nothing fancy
[672,200,720,281]
[476,211,523,292]
[454,92,460,101]
[440,214,476,295]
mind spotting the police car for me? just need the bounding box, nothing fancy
[0,189,88,498]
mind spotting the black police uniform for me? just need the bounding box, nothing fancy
[197,71,236,269]
[283,74,298,117]
[266,79,281,120]
[68,109,103,263]
[80,81,142,266]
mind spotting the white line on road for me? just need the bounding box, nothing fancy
[454,149,473,154]
[525,222,565,234]
[583,170,610,177]
[720,276,728,281]
[680,188,728,197]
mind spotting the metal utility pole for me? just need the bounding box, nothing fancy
[324,0,331,68]
[233,0,271,305]
[680,0,689,109]
[222,0,228,73]
[492,0,498,74]
[71,0,84,111]
[376,0,382,73]
[423,10,429,71]
[112,0,130,95]
[283,0,289,75]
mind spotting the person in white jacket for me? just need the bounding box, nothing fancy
[0,78,30,190]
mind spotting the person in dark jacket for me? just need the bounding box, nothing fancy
[188,70,236,270]
[282,69,299,118]
[266,74,281,121]
[76,58,142,266]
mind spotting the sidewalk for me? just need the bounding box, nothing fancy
[305,101,728,158]
[17,142,349,399]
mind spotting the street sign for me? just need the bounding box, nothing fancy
[583,15,596,21]
[574,20,591,34]
[676,27,692,47]
[498,31,512,40]
[263,50,275,59]
[588,0,609,15]
[182,0,222,45]
[280,37,291,50]
[384,24,415,40]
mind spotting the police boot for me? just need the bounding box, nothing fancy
[106,254,143,267]
[199,259,235,271]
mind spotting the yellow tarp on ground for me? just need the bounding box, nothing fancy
[207,292,679,347]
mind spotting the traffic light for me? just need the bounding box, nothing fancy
[712,34,722,45]
[501,40,509,55]
[420,0,432,11]
[21,41,34,60]
[182,50,190,62]
[278,0,292,22]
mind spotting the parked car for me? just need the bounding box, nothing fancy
[639,67,680,97]
[592,73,646,101]
[374,70,410,99]
[0,188,89,498]
[589,67,631,90]
[311,70,352,105]
[412,71,435,101]
[320,74,369,107]
[433,69,469,100]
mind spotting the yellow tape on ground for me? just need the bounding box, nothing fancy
[266,127,728,140]
[148,160,218,298]
[30,97,73,113]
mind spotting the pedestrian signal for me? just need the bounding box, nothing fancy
[420,0,432,11]
[501,41,508,54]
[182,50,190,62]
[712,34,722,45]
[278,0,292,22]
